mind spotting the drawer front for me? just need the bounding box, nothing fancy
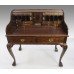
[36,37,65,44]
[8,36,35,44]
[53,37,65,43]
[37,37,54,44]
[7,36,65,44]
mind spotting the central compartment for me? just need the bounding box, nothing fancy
[33,12,43,24]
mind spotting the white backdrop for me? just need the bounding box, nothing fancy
[0,5,74,69]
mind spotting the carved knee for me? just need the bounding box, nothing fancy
[60,43,67,50]
[7,43,13,49]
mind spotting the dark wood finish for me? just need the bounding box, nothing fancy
[55,45,58,52]
[6,9,68,67]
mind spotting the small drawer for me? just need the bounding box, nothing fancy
[53,37,65,43]
[37,37,54,44]
[36,37,65,44]
[8,36,36,44]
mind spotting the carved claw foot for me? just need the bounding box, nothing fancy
[59,62,63,67]
[12,61,16,66]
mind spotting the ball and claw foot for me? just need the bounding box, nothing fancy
[59,62,63,67]
[19,47,22,51]
[55,48,58,52]
[12,61,16,66]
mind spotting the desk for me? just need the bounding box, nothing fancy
[6,9,68,67]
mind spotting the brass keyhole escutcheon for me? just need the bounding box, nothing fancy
[20,39,25,42]
[49,38,53,42]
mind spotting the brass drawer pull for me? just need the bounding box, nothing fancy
[49,38,53,42]
[20,39,25,42]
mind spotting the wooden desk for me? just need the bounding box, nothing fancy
[6,9,68,67]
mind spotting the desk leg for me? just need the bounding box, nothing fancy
[19,44,22,51]
[7,43,16,66]
[59,43,67,67]
[55,45,58,52]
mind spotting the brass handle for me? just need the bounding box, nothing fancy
[49,38,53,42]
[20,39,25,42]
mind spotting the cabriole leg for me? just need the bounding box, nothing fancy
[55,45,58,52]
[19,44,22,51]
[59,43,67,67]
[7,43,16,66]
